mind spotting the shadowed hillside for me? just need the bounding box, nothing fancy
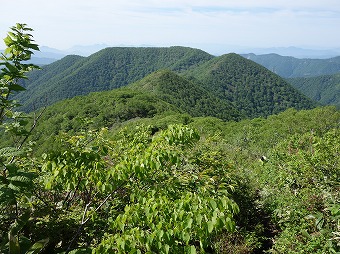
[287,73,340,108]
[242,53,340,78]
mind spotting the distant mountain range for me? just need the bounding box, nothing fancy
[242,53,340,78]
[3,44,340,67]
[15,47,316,119]
[238,46,340,59]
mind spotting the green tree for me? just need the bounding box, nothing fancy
[0,23,39,122]
[0,23,49,254]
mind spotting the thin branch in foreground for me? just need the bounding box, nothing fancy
[65,174,135,254]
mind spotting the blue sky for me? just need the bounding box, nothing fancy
[1,0,340,52]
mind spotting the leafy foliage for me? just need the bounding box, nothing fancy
[36,124,239,253]
[0,23,49,254]
[256,128,340,253]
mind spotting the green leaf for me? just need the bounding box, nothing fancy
[0,147,21,158]
[8,231,20,254]
[3,35,14,46]
[9,174,33,183]
[25,238,49,254]
[28,43,39,51]
[5,62,18,73]
[224,217,235,232]
[8,182,21,191]
[209,199,217,209]
[207,221,214,233]
[184,218,193,229]
[185,246,197,254]
[196,214,203,227]
[164,244,170,254]
[10,211,30,236]
[182,231,190,243]
[9,84,26,92]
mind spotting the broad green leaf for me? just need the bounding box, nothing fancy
[209,199,217,209]
[8,231,20,254]
[185,245,197,254]
[207,221,214,233]
[164,244,170,254]
[26,238,49,254]
[184,218,193,229]
[182,231,190,243]
[0,147,21,158]
[9,84,26,92]
[3,35,14,46]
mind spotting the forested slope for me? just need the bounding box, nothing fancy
[15,47,214,112]
[23,87,180,152]
[287,73,340,108]
[129,69,241,121]
[15,47,318,118]
[185,53,317,118]
[243,53,340,78]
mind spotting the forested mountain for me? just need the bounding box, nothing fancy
[242,53,340,78]
[184,53,316,118]
[287,72,340,108]
[16,47,213,112]
[2,25,340,254]
[15,47,316,119]
[129,69,240,121]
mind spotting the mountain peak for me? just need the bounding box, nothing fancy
[130,69,240,121]
[184,54,316,118]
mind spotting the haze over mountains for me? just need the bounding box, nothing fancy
[4,44,339,66]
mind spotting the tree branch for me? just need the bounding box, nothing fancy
[65,174,134,253]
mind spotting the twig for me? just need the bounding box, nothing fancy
[65,174,134,254]
[17,106,46,151]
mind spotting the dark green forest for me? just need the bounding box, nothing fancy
[15,46,319,117]
[242,53,340,78]
[288,73,340,108]
[184,53,316,118]
[16,47,213,112]
[1,24,340,254]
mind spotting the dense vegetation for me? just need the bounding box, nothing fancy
[16,47,213,112]
[1,24,340,254]
[129,69,240,121]
[287,73,340,108]
[242,53,340,78]
[184,53,316,118]
[15,47,318,120]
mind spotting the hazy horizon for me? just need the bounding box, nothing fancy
[1,0,340,53]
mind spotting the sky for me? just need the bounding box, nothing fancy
[1,0,340,53]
